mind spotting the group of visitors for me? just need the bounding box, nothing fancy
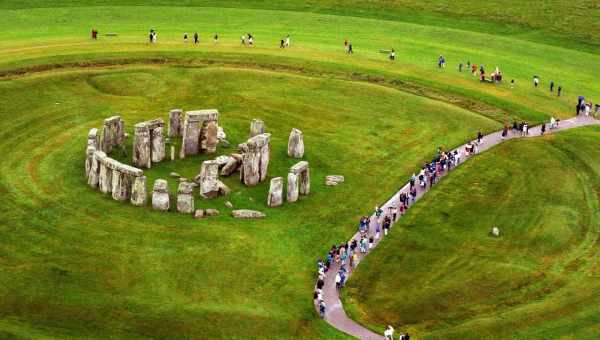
[183,32,218,44]
[385,325,411,340]
[577,96,599,116]
[279,35,291,48]
[438,55,446,68]
[344,39,353,54]
[241,33,255,46]
[148,29,158,43]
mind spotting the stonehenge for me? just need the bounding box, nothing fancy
[221,154,242,176]
[100,116,125,153]
[88,128,99,150]
[177,181,195,214]
[250,119,265,137]
[179,109,219,159]
[132,119,166,168]
[239,133,271,186]
[168,109,183,137]
[267,177,283,207]
[287,128,304,158]
[287,161,310,203]
[152,179,170,211]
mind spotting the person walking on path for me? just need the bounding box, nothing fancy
[384,325,395,340]
[477,131,483,144]
[319,300,326,318]
[541,123,546,135]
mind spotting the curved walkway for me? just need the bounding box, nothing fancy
[316,115,599,339]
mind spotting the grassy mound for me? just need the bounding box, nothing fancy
[344,126,600,338]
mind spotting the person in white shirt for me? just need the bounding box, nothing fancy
[384,325,395,339]
[285,35,290,47]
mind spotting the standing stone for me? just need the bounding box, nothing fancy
[98,160,112,194]
[250,119,265,137]
[287,128,305,158]
[101,116,124,153]
[87,128,99,150]
[111,170,131,201]
[168,109,183,137]
[85,145,96,177]
[197,160,220,198]
[287,173,299,203]
[203,120,218,154]
[240,133,271,186]
[133,123,151,168]
[267,177,283,207]
[170,145,175,161]
[151,126,166,163]
[130,176,147,206]
[152,179,170,211]
[88,150,103,188]
[176,182,195,214]
[299,166,310,195]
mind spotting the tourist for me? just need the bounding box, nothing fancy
[550,116,556,129]
[148,29,154,43]
[91,28,98,40]
[375,223,380,240]
[368,236,374,250]
[248,34,254,46]
[280,39,285,48]
[214,34,218,43]
[459,62,463,72]
[241,34,246,45]
[383,216,391,235]
[510,79,515,88]
[389,49,396,61]
[595,104,600,115]
[285,35,290,47]
[335,272,341,290]
[541,123,546,135]
[557,86,562,96]
[410,173,416,189]
[384,325,395,340]
[348,43,353,54]
[522,123,528,135]
[194,32,199,44]
[319,300,326,318]
[501,125,508,139]
[533,75,539,88]
[184,33,188,43]
[550,80,554,92]
[344,39,348,52]
[477,131,483,144]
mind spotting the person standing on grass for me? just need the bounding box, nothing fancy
[344,38,348,52]
[285,35,290,47]
[149,30,154,43]
[193,32,198,44]
[541,123,546,135]
[214,34,218,43]
[459,62,463,72]
[550,80,554,92]
[91,28,98,40]
[533,75,540,88]
[348,43,353,54]
[184,33,188,43]
[390,49,396,61]
[557,86,562,97]
[384,325,395,340]
[280,39,285,48]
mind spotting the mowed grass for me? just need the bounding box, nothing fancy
[0,65,500,338]
[344,126,600,339]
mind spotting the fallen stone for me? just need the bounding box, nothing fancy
[225,201,233,208]
[170,172,181,178]
[217,180,231,196]
[325,175,345,186]
[231,209,266,219]
[205,208,220,216]
[194,209,205,219]
[215,155,233,168]
[221,156,241,176]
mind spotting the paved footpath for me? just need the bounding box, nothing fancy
[316,115,599,340]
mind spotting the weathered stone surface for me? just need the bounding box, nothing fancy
[215,155,233,168]
[205,208,220,216]
[287,173,299,202]
[88,128,99,150]
[130,176,147,206]
[197,160,220,198]
[85,145,95,177]
[220,156,241,176]
[225,201,233,208]
[287,128,305,158]
[111,169,131,201]
[151,126,166,163]
[267,177,283,207]
[325,175,345,186]
[231,209,266,219]
[101,116,124,153]
[240,133,271,186]
[203,120,218,154]
[170,172,181,178]
[152,179,170,211]
[88,150,102,188]
[176,182,195,214]
[170,145,175,161]
[217,126,226,140]
[133,124,151,168]
[194,209,205,219]
[299,167,310,195]
[180,109,219,158]
[250,119,265,137]
[168,109,183,137]
[99,161,112,194]
[217,180,231,196]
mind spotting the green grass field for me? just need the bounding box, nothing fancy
[0,1,599,339]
